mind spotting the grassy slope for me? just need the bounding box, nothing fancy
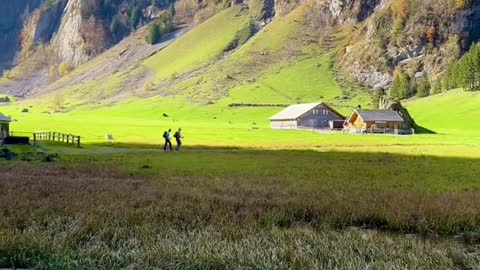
[174,6,371,108]
[144,6,252,82]
[405,90,480,135]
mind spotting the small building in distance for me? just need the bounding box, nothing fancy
[0,113,11,140]
[344,109,408,134]
[270,103,345,130]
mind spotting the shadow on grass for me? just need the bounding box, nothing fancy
[90,142,242,151]
[415,124,436,134]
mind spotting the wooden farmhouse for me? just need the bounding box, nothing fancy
[270,103,345,130]
[0,113,11,141]
[344,109,407,134]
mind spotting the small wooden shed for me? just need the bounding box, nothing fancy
[344,109,405,134]
[0,113,11,139]
[270,103,345,129]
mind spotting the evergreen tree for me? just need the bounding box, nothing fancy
[372,88,386,108]
[130,6,141,31]
[389,69,410,101]
[416,74,431,97]
[146,23,161,45]
[442,43,480,92]
[110,16,120,38]
[168,3,176,19]
[400,72,410,98]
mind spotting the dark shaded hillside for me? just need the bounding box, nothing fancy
[0,0,43,74]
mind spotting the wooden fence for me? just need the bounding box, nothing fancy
[33,132,81,147]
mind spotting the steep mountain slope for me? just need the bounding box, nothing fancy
[3,0,480,102]
[10,4,371,110]
[0,0,43,73]
[0,0,174,96]
[336,0,480,89]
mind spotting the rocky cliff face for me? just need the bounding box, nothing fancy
[52,0,88,67]
[8,0,160,71]
[303,0,480,91]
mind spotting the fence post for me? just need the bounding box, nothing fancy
[33,133,37,146]
[77,136,81,148]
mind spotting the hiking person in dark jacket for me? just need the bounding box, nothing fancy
[163,129,173,151]
[174,128,183,151]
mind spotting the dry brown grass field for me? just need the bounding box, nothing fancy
[1,148,480,269]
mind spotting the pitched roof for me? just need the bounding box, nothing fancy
[354,109,404,122]
[0,113,11,122]
[269,102,347,121]
[270,103,320,120]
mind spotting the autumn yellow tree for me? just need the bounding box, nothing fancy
[426,26,436,44]
[392,0,409,19]
[455,0,471,10]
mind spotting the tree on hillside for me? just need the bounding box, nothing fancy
[130,6,141,31]
[158,12,174,33]
[391,0,409,19]
[80,16,110,56]
[426,26,436,45]
[455,0,471,10]
[390,0,409,44]
[109,16,121,41]
[389,69,410,101]
[416,74,431,97]
[58,62,73,77]
[372,88,386,108]
[146,23,161,45]
[168,3,176,19]
[442,44,480,92]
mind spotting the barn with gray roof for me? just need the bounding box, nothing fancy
[270,103,345,129]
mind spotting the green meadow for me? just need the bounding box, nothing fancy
[2,89,480,158]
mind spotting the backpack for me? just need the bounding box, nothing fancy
[163,131,168,139]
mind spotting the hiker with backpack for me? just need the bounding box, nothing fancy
[163,129,173,151]
[174,128,183,151]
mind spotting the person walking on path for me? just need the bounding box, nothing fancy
[163,129,173,151]
[174,128,183,151]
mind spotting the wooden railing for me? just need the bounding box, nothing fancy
[33,132,81,147]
